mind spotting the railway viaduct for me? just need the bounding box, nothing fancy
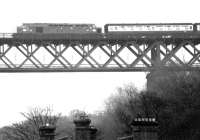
[0,33,200,72]
[1,29,199,140]
[0,32,200,89]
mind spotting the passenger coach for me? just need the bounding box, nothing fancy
[104,23,195,33]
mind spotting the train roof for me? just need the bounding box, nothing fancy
[22,23,96,27]
[106,23,195,25]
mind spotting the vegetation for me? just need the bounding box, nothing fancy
[1,70,200,140]
[96,70,200,140]
[0,107,61,140]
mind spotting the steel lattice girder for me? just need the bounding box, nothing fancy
[0,40,199,72]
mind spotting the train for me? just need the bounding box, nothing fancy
[12,23,200,39]
[17,23,102,34]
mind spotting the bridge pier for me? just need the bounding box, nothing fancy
[131,117,158,140]
[39,125,56,140]
[146,42,162,91]
[151,43,161,67]
[73,115,97,140]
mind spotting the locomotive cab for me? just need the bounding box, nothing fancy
[35,27,44,33]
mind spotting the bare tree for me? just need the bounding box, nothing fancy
[1,106,61,140]
[21,106,61,130]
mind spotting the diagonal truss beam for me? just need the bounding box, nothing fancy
[0,40,199,72]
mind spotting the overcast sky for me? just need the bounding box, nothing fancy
[0,0,199,127]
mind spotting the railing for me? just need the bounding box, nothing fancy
[0,33,13,38]
[117,135,134,140]
[57,136,70,140]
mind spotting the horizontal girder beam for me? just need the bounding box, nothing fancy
[0,67,199,73]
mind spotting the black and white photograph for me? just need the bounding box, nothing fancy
[0,0,200,140]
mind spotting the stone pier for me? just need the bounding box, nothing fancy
[73,115,97,140]
[131,117,158,140]
[39,125,56,140]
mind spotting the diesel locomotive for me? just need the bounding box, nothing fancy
[17,23,102,34]
[14,23,102,39]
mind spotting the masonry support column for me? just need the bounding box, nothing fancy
[147,42,162,90]
[39,125,56,140]
[151,43,161,67]
[131,117,158,140]
[74,115,97,140]
[90,126,98,140]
